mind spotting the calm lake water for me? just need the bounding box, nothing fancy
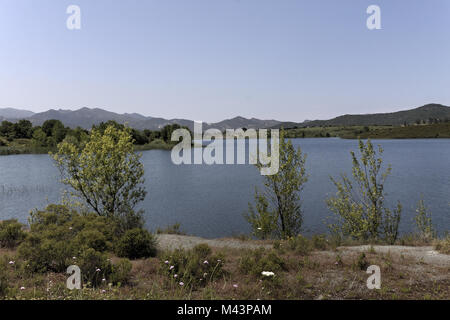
[0,138,449,238]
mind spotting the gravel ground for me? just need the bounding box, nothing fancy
[156,234,272,251]
[156,234,450,268]
[340,245,450,267]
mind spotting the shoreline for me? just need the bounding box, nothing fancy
[2,136,450,156]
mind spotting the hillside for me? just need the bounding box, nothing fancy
[0,108,282,131]
[276,104,450,128]
[0,108,35,119]
[2,104,450,132]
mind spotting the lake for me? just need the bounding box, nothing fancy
[0,138,449,238]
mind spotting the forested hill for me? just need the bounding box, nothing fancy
[276,104,450,128]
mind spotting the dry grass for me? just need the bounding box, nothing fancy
[434,236,450,255]
[1,239,449,300]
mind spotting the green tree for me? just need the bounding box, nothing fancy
[327,139,401,244]
[52,125,147,233]
[414,198,435,241]
[31,127,47,147]
[14,120,33,139]
[245,130,308,239]
[0,121,16,140]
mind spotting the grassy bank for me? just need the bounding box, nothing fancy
[284,123,450,139]
[1,230,448,300]
[343,122,450,139]
[0,138,174,155]
[0,139,54,155]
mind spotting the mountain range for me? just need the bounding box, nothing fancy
[1,103,449,131]
[0,107,282,131]
[275,104,450,128]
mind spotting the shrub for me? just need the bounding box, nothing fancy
[0,219,26,248]
[18,233,73,273]
[77,248,112,287]
[246,130,308,239]
[0,137,7,147]
[115,228,157,259]
[192,243,212,257]
[434,235,450,254]
[109,258,133,286]
[239,248,286,277]
[286,235,312,255]
[160,244,225,288]
[0,265,8,297]
[414,199,435,241]
[327,139,402,244]
[73,229,109,252]
[18,204,115,273]
[311,235,328,250]
[353,253,369,271]
[156,223,185,235]
[52,125,147,226]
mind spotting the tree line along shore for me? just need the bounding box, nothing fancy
[1,118,450,156]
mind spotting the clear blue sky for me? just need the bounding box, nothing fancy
[0,0,449,122]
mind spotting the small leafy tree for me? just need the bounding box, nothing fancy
[327,139,401,244]
[246,189,277,240]
[414,198,435,241]
[52,125,146,233]
[245,130,308,239]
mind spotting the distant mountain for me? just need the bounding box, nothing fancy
[0,108,35,119]
[2,103,449,131]
[275,104,450,128]
[0,107,282,131]
[209,116,280,131]
[28,108,144,129]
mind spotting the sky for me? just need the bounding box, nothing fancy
[0,0,449,122]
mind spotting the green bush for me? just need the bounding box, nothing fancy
[18,204,115,273]
[114,228,157,259]
[0,137,7,147]
[434,235,450,254]
[109,258,133,286]
[0,265,8,297]
[414,199,436,241]
[239,248,286,277]
[192,243,212,257]
[18,232,73,273]
[286,235,312,255]
[77,248,112,287]
[0,219,26,248]
[73,229,109,252]
[160,244,225,288]
[353,252,369,271]
[311,235,328,250]
[156,223,185,235]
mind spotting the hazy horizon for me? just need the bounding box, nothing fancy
[1,0,449,122]
[1,102,448,123]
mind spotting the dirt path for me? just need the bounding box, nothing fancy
[156,234,450,268]
[156,234,272,251]
[339,245,450,267]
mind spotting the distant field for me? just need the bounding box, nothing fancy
[0,139,51,155]
[285,123,450,139]
[0,138,174,155]
[347,123,450,139]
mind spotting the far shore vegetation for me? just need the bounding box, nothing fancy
[0,119,186,156]
[283,121,450,139]
[1,117,450,156]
